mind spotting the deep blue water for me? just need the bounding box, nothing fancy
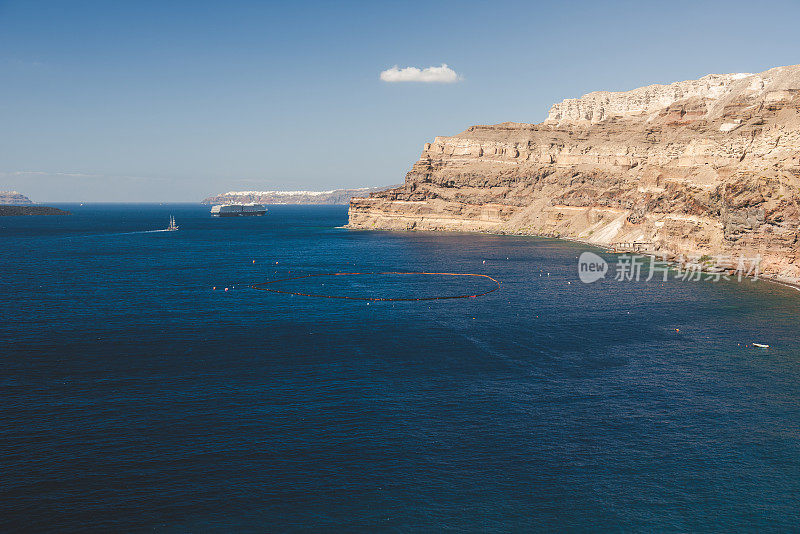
[2,204,800,532]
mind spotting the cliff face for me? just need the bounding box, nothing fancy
[202,186,395,205]
[0,191,33,205]
[348,64,800,283]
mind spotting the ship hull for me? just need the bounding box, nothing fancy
[210,204,268,217]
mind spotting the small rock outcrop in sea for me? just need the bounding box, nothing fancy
[347,64,800,285]
[0,191,33,205]
[202,186,397,206]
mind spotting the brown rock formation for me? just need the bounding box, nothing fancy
[348,64,800,284]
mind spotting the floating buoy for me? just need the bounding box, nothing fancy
[212,286,216,290]
[675,328,680,333]
[252,260,255,264]
[482,260,486,264]
[225,287,229,292]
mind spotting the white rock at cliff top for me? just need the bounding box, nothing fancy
[544,66,800,125]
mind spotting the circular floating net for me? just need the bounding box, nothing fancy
[251,271,500,301]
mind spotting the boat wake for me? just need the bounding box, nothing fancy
[112,229,172,236]
[63,228,174,240]
[66,217,178,239]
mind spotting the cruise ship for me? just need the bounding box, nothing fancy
[210,204,268,217]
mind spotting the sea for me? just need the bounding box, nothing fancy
[2,204,799,532]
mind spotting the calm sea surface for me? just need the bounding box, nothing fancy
[2,204,800,532]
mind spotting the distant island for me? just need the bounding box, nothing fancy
[0,191,70,216]
[0,205,71,216]
[202,186,396,206]
[0,191,34,205]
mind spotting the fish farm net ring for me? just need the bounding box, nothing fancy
[250,272,500,301]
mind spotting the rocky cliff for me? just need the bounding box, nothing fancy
[0,191,33,205]
[348,64,800,284]
[203,186,395,206]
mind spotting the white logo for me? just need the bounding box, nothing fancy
[578,252,608,283]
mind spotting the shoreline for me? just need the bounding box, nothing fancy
[342,223,800,293]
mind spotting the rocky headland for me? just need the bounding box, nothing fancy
[203,186,396,206]
[348,64,800,284]
[0,206,70,216]
[0,191,69,215]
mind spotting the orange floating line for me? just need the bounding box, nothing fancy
[250,271,501,301]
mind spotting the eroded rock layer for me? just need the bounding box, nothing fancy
[348,64,800,283]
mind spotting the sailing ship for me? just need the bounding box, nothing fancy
[166,215,179,231]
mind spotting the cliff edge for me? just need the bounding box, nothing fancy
[348,64,800,284]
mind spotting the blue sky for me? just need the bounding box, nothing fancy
[1,0,799,202]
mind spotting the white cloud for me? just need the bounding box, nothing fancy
[10,170,96,178]
[379,64,460,83]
